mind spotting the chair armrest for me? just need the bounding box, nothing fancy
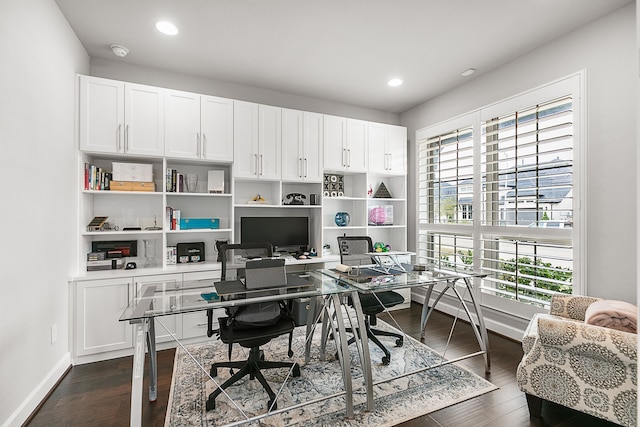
[549,294,602,320]
[537,316,637,365]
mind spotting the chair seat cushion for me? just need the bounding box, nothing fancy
[218,316,295,348]
[358,291,405,314]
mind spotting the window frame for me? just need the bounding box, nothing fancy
[415,73,585,319]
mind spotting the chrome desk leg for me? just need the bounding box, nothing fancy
[146,317,158,401]
[419,283,436,342]
[461,277,491,373]
[348,291,374,412]
[330,293,353,418]
[130,320,147,427]
[305,296,317,364]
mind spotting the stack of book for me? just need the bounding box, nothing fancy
[166,168,184,192]
[166,207,181,230]
[84,163,112,190]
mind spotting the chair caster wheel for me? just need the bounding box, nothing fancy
[396,338,404,347]
[288,349,293,357]
[293,364,301,377]
[267,399,277,410]
[382,356,391,365]
[206,398,216,411]
[210,367,218,377]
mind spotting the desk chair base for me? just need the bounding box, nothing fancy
[338,317,404,365]
[207,346,300,411]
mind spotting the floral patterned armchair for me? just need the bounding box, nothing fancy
[517,294,637,426]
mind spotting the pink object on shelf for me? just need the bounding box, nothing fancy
[369,207,386,225]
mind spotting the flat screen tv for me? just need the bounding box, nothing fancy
[240,216,309,253]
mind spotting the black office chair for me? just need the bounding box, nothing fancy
[206,243,300,411]
[337,236,404,365]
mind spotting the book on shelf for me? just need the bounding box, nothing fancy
[84,162,112,191]
[166,168,186,192]
[165,206,181,230]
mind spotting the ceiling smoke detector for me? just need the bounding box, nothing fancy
[110,44,129,58]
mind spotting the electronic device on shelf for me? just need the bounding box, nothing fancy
[284,193,306,205]
[240,216,309,254]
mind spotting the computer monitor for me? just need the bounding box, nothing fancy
[240,216,309,253]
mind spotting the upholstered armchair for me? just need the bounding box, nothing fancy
[517,294,637,427]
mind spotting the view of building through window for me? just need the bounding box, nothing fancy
[417,79,578,308]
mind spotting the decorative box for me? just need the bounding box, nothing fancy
[176,242,205,263]
[112,162,153,182]
[179,218,220,230]
[109,181,155,192]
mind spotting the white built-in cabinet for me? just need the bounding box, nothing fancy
[368,123,407,174]
[164,90,234,161]
[281,109,324,182]
[74,277,133,357]
[323,115,368,172]
[233,101,281,180]
[79,75,164,156]
[73,74,408,362]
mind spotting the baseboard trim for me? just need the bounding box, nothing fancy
[3,352,71,427]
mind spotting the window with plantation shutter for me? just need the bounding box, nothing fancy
[416,75,582,311]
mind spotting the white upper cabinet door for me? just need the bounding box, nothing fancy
[258,104,282,180]
[79,75,125,153]
[368,123,407,174]
[346,118,368,172]
[124,83,165,156]
[368,122,387,172]
[201,95,234,162]
[323,114,347,171]
[303,111,323,182]
[387,124,407,174]
[233,101,260,178]
[281,108,304,181]
[164,89,201,159]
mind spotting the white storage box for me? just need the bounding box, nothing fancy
[112,162,153,182]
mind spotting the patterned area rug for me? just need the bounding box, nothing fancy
[165,321,497,426]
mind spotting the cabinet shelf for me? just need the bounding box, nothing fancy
[83,190,161,196]
[323,196,368,202]
[166,228,232,234]
[324,225,368,230]
[82,229,163,237]
[167,192,231,198]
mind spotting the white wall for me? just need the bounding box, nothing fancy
[90,57,400,125]
[402,4,637,304]
[0,1,89,425]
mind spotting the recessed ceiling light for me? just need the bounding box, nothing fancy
[388,78,403,87]
[461,68,476,77]
[156,21,179,36]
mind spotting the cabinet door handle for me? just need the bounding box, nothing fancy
[125,125,129,152]
[342,148,346,167]
[304,158,308,177]
[201,132,206,159]
[299,158,303,177]
[388,152,392,170]
[347,149,351,167]
[260,154,263,175]
[254,153,258,175]
[117,124,122,151]
[196,132,200,158]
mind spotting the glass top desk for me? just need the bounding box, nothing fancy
[312,267,491,413]
[119,272,364,427]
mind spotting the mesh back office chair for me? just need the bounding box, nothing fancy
[337,236,404,365]
[206,242,300,411]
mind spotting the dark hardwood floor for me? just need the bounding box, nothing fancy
[26,304,619,427]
